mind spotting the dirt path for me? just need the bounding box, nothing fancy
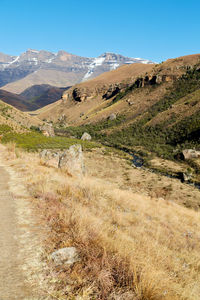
[0,149,48,299]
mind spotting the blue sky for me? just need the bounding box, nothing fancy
[0,0,200,62]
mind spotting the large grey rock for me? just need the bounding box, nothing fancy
[58,144,85,176]
[81,132,91,141]
[182,149,200,160]
[51,247,80,266]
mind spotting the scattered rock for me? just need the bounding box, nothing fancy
[182,149,200,160]
[182,172,192,182]
[81,132,92,141]
[108,113,116,121]
[39,149,51,159]
[58,114,67,123]
[58,144,85,177]
[51,247,80,266]
[40,124,55,137]
[46,153,60,168]
[39,150,60,168]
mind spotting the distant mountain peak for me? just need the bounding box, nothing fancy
[26,49,40,53]
[0,49,155,93]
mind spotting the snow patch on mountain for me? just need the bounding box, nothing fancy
[82,57,106,81]
[9,56,20,65]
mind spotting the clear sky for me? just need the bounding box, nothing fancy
[1,0,200,62]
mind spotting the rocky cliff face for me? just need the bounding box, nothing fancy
[0,49,154,93]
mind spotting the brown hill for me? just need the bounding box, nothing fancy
[20,84,69,110]
[35,54,200,126]
[35,63,155,123]
[2,69,79,94]
[0,85,69,111]
[0,90,28,111]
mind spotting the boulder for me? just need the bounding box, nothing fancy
[39,150,60,168]
[46,152,60,168]
[51,247,80,266]
[108,113,116,121]
[40,124,55,137]
[183,172,192,182]
[179,171,192,182]
[81,132,91,141]
[39,149,51,159]
[58,144,85,177]
[182,149,200,160]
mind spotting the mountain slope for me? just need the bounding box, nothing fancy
[0,90,29,110]
[35,54,200,162]
[0,49,153,93]
[0,85,69,111]
[0,100,41,133]
[35,62,155,122]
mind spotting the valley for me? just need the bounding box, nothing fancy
[0,52,200,299]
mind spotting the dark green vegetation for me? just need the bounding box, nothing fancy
[107,68,200,158]
[55,115,126,139]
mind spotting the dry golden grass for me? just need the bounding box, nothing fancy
[3,147,200,299]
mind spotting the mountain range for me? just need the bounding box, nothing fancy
[0,49,153,94]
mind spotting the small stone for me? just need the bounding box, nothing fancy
[81,132,91,141]
[108,113,116,120]
[51,247,80,266]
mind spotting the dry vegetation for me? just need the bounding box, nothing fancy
[2,143,200,300]
[0,100,41,132]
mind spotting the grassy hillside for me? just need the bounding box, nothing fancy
[0,100,42,132]
[3,141,200,299]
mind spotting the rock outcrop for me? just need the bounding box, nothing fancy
[62,72,179,106]
[182,149,200,160]
[108,113,117,121]
[39,150,60,168]
[58,144,85,177]
[40,124,55,137]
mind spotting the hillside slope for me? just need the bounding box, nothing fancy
[34,54,200,181]
[35,54,200,126]
[0,85,69,111]
[0,90,29,111]
[0,100,41,133]
[35,63,155,122]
